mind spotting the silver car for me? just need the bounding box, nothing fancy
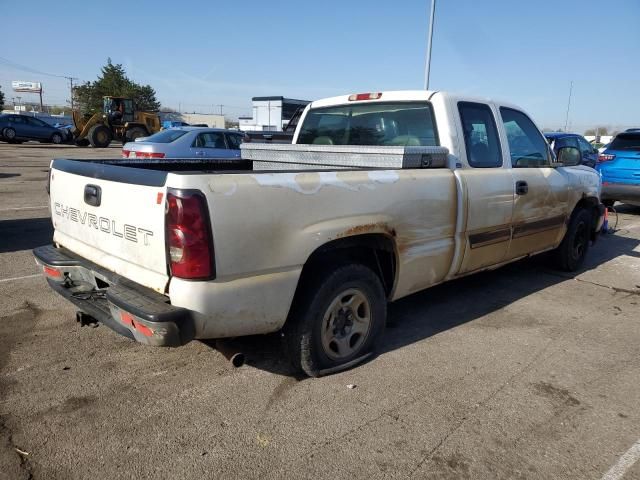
[122,127,246,159]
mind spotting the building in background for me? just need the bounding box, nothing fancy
[158,112,225,128]
[239,96,309,132]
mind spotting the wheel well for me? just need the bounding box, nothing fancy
[572,196,602,240]
[572,196,599,224]
[297,234,397,299]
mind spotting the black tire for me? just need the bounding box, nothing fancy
[283,263,387,377]
[553,208,592,272]
[3,127,16,141]
[74,139,90,147]
[602,199,615,208]
[50,132,63,144]
[126,127,147,142]
[88,124,113,148]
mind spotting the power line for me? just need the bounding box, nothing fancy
[0,56,81,109]
[0,56,71,79]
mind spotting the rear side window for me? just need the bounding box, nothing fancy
[226,134,244,150]
[144,129,189,143]
[500,108,551,167]
[576,136,595,155]
[193,132,226,149]
[609,133,640,151]
[458,102,502,168]
[297,102,438,146]
[551,136,578,150]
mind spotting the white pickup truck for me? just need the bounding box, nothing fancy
[35,90,604,376]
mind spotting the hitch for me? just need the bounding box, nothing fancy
[76,311,98,328]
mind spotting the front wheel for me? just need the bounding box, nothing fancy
[284,263,386,377]
[88,124,113,148]
[553,208,592,272]
[50,132,63,144]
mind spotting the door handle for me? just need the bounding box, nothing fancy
[195,150,205,156]
[516,181,528,195]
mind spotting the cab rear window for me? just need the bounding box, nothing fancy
[609,133,640,151]
[297,102,439,146]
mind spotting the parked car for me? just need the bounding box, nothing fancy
[161,120,190,130]
[122,127,247,159]
[596,131,640,206]
[0,114,67,144]
[544,132,599,168]
[36,90,604,376]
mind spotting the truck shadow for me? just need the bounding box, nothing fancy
[0,217,53,254]
[229,230,640,378]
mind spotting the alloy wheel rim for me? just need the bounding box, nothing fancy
[320,288,372,360]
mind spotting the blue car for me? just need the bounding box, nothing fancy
[596,131,640,207]
[0,114,67,144]
[544,132,599,168]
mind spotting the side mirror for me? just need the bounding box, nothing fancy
[557,146,581,166]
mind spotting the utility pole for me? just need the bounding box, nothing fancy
[64,76,78,110]
[564,80,573,132]
[216,104,224,116]
[39,84,43,112]
[423,0,437,90]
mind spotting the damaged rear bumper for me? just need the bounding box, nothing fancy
[33,244,194,347]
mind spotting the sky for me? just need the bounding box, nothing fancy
[0,0,638,131]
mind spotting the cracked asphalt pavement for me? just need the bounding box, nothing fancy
[1,144,639,479]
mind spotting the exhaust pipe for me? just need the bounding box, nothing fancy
[215,340,245,368]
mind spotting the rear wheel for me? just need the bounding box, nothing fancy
[125,127,147,142]
[553,208,592,272]
[88,125,113,148]
[3,127,16,141]
[283,263,386,377]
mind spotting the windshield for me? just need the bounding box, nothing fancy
[609,133,640,151]
[297,102,438,146]
[143,129,189,143]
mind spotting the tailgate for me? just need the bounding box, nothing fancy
[49,159,169,293]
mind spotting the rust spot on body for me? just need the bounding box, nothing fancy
[339,222,396,238]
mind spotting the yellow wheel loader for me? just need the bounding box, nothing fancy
[72,97,161,148]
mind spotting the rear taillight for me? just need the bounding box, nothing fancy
[598,154,615,163]
[134,151,165,159]
[166,190,213,279]
[122,149,130,158]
